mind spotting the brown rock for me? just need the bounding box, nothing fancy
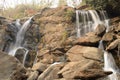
[27,71,39,80]
[0,51,26,80]
[95,24,106,37]
[32,62,48,73]
[37,48,66,64]
[25,50,37,67]
[58,61,112,79]
[106,39,120,51]
[74,32,101,47]
[102,32,115,42]
[114,22,120,32]
[36,7,76,62]
[73,69,112,79]
[37,62,65,80]
[66,45,103,62]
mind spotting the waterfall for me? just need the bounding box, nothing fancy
[76,9,119,80]
[15,19,21,30]
[76,10,110,37]
[8,17,33,65]
[104,51,119,80]
[99,40,119,80]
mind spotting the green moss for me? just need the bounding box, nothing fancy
[64,10,75,21]
[61,31,68,46]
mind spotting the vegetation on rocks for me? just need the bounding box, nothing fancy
[84,0,120,16]
[0,0,120,80]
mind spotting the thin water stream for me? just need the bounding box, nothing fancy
[8,17,33,65]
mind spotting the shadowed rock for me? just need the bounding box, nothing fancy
[0,51,26,80]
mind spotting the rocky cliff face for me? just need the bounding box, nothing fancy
[0,6,120,80]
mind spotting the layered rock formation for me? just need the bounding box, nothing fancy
[0,6,120,80]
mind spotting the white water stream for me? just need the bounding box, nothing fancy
[8,17,33,65]
[76,9,119,80]
[76,10,109,37]
[99,40,119,80]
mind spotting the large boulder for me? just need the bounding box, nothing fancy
[95,24,106,37]
[0,51,26,80]
[102,32,115,42]
[74,32,101,47]
[58,45,108,79]
[58,61,112,79]
[106,39,120,51]
[32,62,48,73]
[66,45,103,62]
[37,62,65,80]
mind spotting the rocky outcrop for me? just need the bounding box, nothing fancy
[37,63,65,80]
[95,24,106,37]
[66,45,103,62]
[74,32,101,47]
[1,5,120,80]
[106,39,120,51]
[35,6,76,55]
[0,51,26,80]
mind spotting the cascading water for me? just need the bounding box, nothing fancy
[99,40,119,80]
[104,51,119,80]
[76,10,109,37]
[8,17,33,65]
[15,19,21,30]
[76,9,119,80]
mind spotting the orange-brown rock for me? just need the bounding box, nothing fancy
[95,24,106,37]
[66,45,103,62]
[106,39,120,51]
[74,32,101,47]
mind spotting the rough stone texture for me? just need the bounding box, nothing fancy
[27,71,39,80]
[95,24,106,37]
[102,32,115,42]
[37,48,66,64]
[106,39,120,51]
[66,45,103,62]
[25,50,37,67]
[0,17,15,52]
[74,32,101,47]
[24,24,40,50]
[37,63,65,80]
[35,7,76,62]
[97,73,120,80]
[32,62,48,73]
[58,61,112,79]
[15,48,27,63]
[0,51,26,80]
[102,32,116,49]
